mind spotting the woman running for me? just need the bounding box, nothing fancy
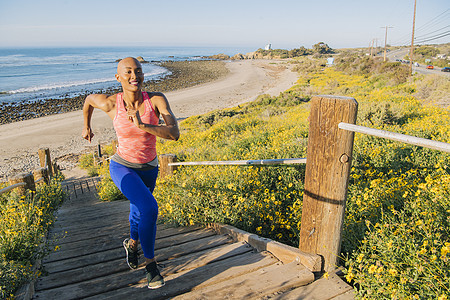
[82,57,179,289]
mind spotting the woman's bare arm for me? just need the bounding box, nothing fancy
[127,93,180,141]
[82,94,116,142]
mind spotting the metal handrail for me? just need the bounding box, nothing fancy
[0,182,27,195]
[338,122,450,153]
[167,123,449,170]
[0,167,49,196]
[169,158,307,167]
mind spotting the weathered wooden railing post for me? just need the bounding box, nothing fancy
[33,167,49,185]
[9,172,36,195]
[299,95,358,272]
[38,148,53,177]
[159,154,178,178]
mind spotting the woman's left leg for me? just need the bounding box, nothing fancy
[110,162,159,259]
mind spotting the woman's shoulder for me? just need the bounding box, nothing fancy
[146,91,165,98]
[89,93,119,101]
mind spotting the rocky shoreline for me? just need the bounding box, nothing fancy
[0,60,229,125]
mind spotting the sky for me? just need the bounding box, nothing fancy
[0,0,448,49]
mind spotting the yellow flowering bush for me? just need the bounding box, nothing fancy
[92,53,449,298]
[0,173,65,299]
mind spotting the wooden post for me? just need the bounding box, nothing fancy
[38,148,53,177]
[111,139,118,151]
[97,143,102,158]
[299,95,358,272]
[9,172,36,195]
[33,167,49,185]
[159,154,177,178]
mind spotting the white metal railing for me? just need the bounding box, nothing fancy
[338,123,450,153]
[0,153,50,195]
[0,176,47,196]
[167,124,449,169]
[0,182,27,195]
[169,158,307,167]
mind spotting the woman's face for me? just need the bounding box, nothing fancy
[115,58,144,92]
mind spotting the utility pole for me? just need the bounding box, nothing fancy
[382,26,393,62]
[370,39,374,56]
[409,0,417,74]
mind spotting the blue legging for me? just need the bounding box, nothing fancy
[109,160,159,259]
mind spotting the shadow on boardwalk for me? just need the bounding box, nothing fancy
[33,174,354,299]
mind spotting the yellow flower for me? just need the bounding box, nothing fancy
[388,268,398,276]
[345,271,354,283]
[438,294,447,300]
[368,264,377,274]
[356,253,364,263]
[323,272,329,279]
[386,240,393,249]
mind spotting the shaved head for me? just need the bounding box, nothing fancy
[117,57,141,73]
[115,57,144,91]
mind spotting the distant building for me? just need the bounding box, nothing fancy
[265,43,272,50]
[327,57,334,65]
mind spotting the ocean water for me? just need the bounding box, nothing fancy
[0,46,253,104]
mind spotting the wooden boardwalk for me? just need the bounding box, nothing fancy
[32,175,354,299]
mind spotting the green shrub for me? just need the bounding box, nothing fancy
[0,174,65,299]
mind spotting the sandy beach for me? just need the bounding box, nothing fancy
[0,59,298,180]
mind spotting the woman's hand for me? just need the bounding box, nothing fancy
[126,108,143,128]
[82,126,94,143]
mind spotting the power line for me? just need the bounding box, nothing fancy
[414,25,450,39]
[415,9,449,32]
[391,8,450,46]
[415,32,450,44]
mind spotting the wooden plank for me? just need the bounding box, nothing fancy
[55,201,129,221]
[160,241,253,275]
[42,233,231,274]
[210,223,322,272]
[267,272,354,299]
[156,228,217,250]
[299,95,357,271]
[46,225,205,262]
[49,213,129,235]
[37,242,250,291]
[49,222,130,245]
[83,251,278,300]
[44,228,215,263]
[51,223,199,246]
[173,261,314,300]
[332,290,356,299]
[48,231,128,253]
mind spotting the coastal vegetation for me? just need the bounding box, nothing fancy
[209,42,334,60]
[83,53,449,298]
[412,44,450,68]
[0,173,65,299]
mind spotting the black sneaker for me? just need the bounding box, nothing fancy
[123,238,139,269]
[146,261,165,289]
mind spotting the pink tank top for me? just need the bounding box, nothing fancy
[113,92,159,164]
